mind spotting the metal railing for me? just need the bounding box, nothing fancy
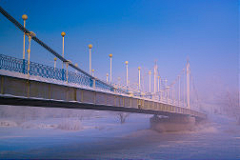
[0,54,126,93]
[0,53,200,111]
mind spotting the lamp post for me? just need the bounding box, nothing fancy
[125,61,129,88]
[66,60,71,83]
[109,54,113,82]
[164,79,168,101]
[106,73,109,82]
[159,76,162,101]
[88,44,93,74]
[92,69,95,77]
[186,60,190,109]
[178,75,181,107]
[157,75,160,100]
[61,32,66,81]
[138,67,141,92]
[166,85,170,104]
[118,77,121,87]
[75,63,78,73]
[22,14,28,60]
[148,70,151,93]
[61,32,66,69]
[54,57,57,71]
[26,31,36,77]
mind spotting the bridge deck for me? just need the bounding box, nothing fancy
[0,73,207,120]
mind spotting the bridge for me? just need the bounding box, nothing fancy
[0,6,206,125]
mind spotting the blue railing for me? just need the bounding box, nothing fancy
[0,54,127,94]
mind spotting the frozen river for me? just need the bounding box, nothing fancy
[0,106,240,159]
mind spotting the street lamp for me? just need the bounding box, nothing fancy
[22,14,28,60]
[88,44,93,74]
[166,85,170,104]
[164,79,168,101]
[66,60,71,83]
[158,76,162,101]
[26,31,36,77]
[125,61,129,88]
[186,60,190,109]
[109,54,113,82]
[54,57,57,71]
[138,67,141,92]
[75,63,78,73]
[106,73,109,82]
[178,75,181,107]
[92,69,95,77]
[117,77,121,87]
[61,31,66,69]
[148,70,151,93]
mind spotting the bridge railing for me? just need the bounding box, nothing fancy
[0,53,24,74]
[0,54,128,94]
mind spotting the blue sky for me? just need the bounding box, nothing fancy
[0,0,238,96]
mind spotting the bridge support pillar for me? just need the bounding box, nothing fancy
[150,114,195,132]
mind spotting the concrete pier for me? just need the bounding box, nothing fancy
[150,114,196,132]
